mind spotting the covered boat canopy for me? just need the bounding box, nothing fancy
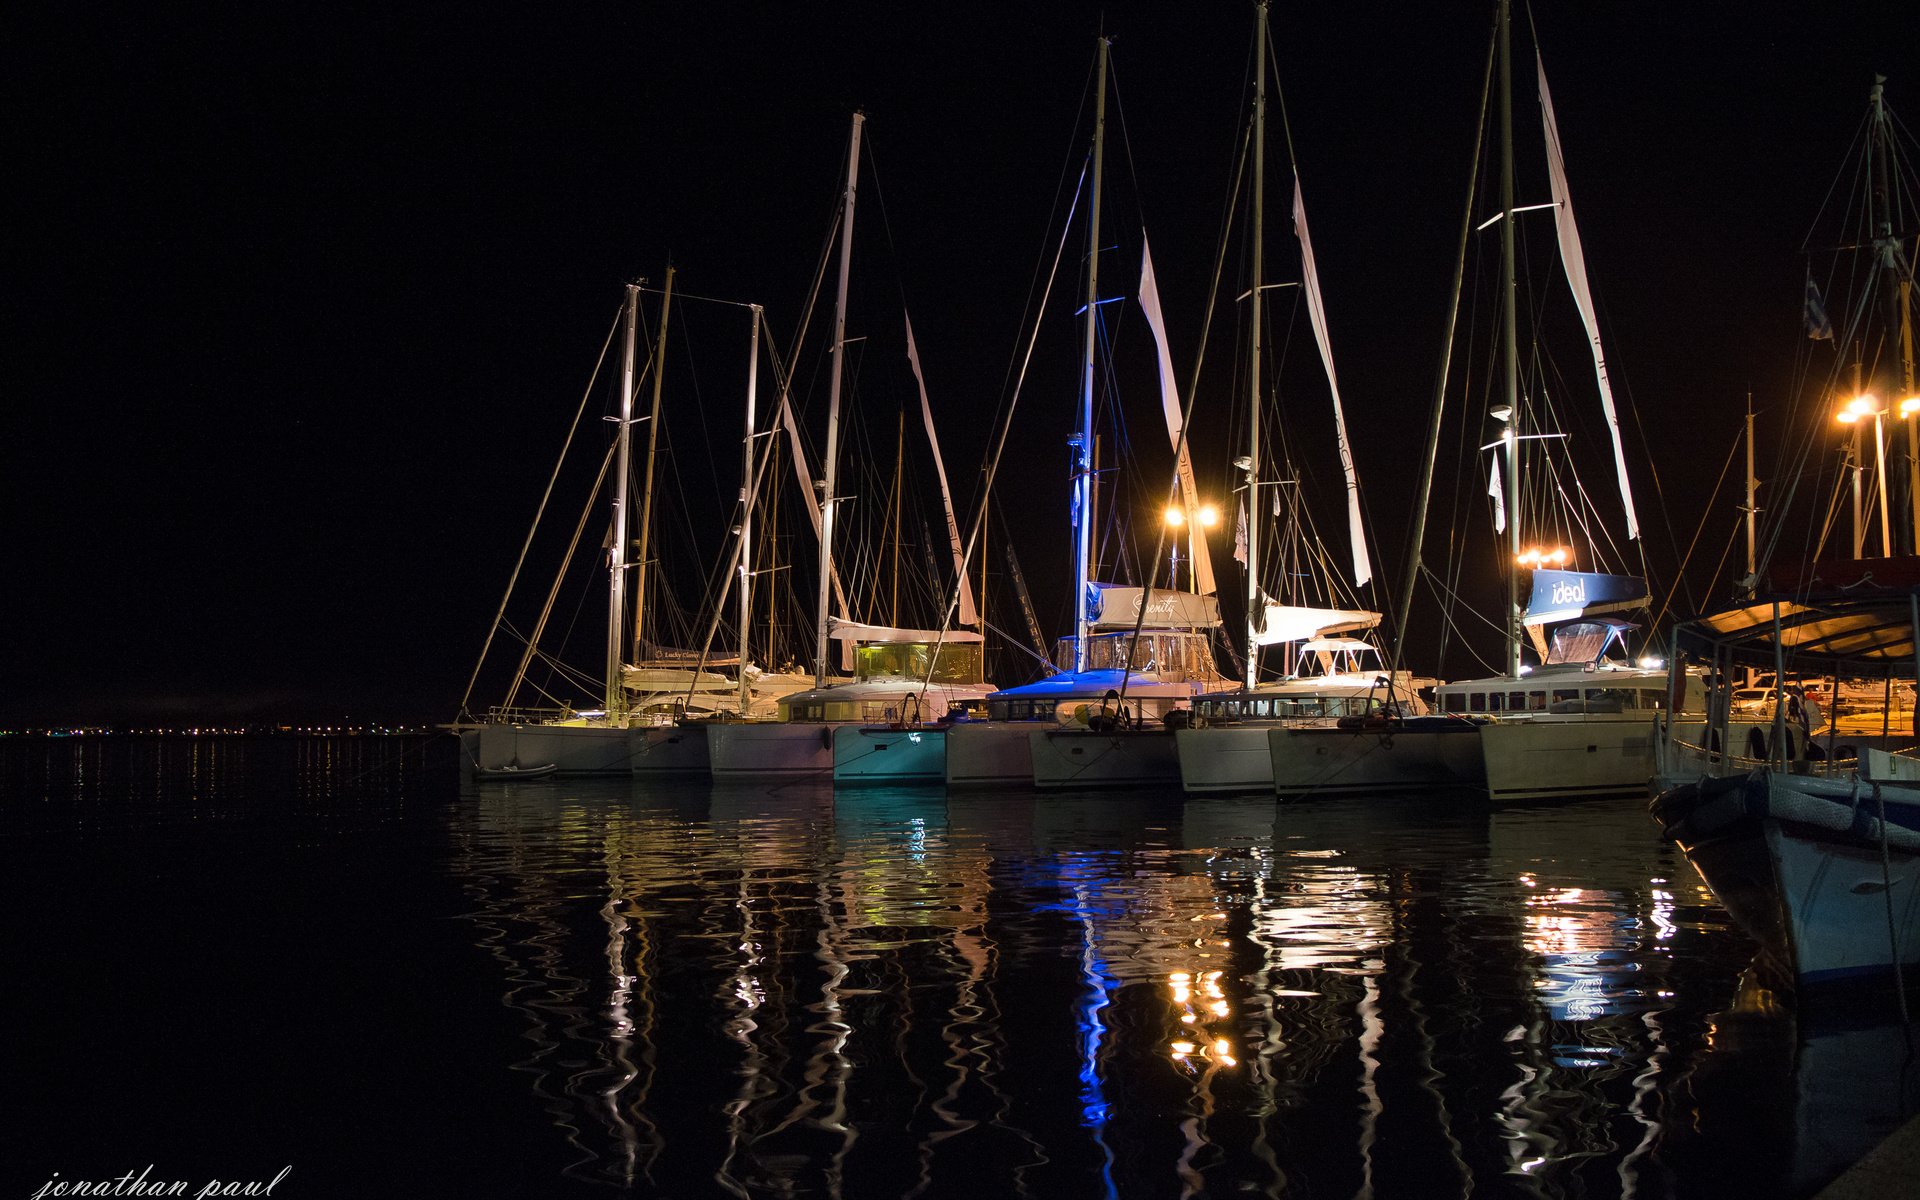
[1255,605,1381,647]
[1671,558,1920,676]
[1086,585,1221,631]
[825,618,984,645]
[1522,570,1648,628]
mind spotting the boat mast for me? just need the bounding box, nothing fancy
[633,265,675,668]
[1745,396,1757,583]
[814,111,864,686]
[1073,39,1110,674]
[606,283,641,717]
[1870,78,1918,551]
[1244,1,1268,689]
[739,305,763,714]
[1498,0,1523,678]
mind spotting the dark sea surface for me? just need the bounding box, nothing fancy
[5,734,1916,1199]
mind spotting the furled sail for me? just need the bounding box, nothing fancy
[904,314,978,626]
[1253,604,1381,647]
[1139,238,1217,596]
[778,394,850,616]
[1538,52,1640,541]
[1292,174,1372,587]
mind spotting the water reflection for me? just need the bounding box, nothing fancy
[445,783,1909,1198]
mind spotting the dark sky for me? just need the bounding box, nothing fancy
[8,2,1914,725]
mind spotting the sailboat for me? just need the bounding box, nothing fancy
[705,112,996,782]
[942,37,1232,791]
[1170,1,1433,796]
[1268,0,1697,803]
[1651,77,1920,995]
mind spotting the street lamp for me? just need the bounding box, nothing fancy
[1164,503,1220,592]
[1837,393,1891,557]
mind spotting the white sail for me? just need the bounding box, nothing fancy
[779,394,850,617]
[904,314,978,626]
[1254,604,1382,647]
[1292,173,1372,587]
[1139,238,1217,596]
[1538,52,1640,540]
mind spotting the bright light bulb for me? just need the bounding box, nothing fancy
[1198,503,1220,528]
[1164,506,1185,527]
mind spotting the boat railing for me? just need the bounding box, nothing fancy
[484,705,577,725]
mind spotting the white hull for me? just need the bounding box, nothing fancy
[1267,721,1487,797]
[630,723,710,776]
[465,722,636,776]
[1478,715,1656,803]
[945,722,1039,788]
[1175,726,1274,794]
[1654,768,1920,989]
[1769,820,1920,984]
[833,726,949,785]
[707,721,836,781]
[1030,729,1179,791]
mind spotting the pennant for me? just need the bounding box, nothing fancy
[1804,276,1834,340]
[1139,237,1216,595]
[1234,498,1249,566]
[1488,458,1507,535]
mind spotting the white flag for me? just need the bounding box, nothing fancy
[1234,498,1249,566]
[1487,458,1506,535]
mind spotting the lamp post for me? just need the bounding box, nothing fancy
[1837,393,1891,557]
[1164,503,1220,593]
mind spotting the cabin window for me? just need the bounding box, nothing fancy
[1480,693,1499,712]
[855,641,983,685]
[1553,688,1580,705]
[1443,694,1467,714]
[1528,690,1547,711]
[1507,691,1527,710]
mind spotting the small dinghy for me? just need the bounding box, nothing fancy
[474,762,558,781]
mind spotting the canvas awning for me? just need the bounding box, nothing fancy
[825,618,984,644]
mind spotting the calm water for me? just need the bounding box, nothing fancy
[5,735,1916,1199]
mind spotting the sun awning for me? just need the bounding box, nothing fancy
[825,618,984,644]
[1671,558,1920,674]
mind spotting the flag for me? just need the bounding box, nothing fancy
[1488,459,1506,535]
[1805,277,1833,340]
[1233,498,1248,566]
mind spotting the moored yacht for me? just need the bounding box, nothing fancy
[712,622,992,781]
[946,588,1227,788]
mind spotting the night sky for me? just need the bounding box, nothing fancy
[9,2,1914,726]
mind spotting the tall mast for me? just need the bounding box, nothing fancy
[606,283,641,716]
[1073,39,1111,674]
[1870,78,1918,551]
[1745,396,1757,582]
[1244,1,1268,689]
[1498,0,1522,678]
[814,111,864,686]
[633,265,674,667]
[739,305,763,714]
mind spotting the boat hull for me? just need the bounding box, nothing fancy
[945,722,1040,788]
[1175,725,1275,794]
[833,725,948,785]
[1267,720,1486,797]
[631,723,710,776]
[1478,715,1656,804]
[707,721,836,781]
[1030,728,1178,791]
[465,722,636,776]
[1654,770,1920,990]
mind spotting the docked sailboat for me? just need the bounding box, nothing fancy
[1170,1,1425,795]
[940,38,1232,791]
[1273,0,1686,802]
[705,112,995,782]
[1651,79,1920,995]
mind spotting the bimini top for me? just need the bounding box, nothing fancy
[825,618,984,644]
[1672,557,1920,674]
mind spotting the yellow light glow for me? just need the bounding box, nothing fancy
[1839,394,1884,424]
[1164,505,1185,527]
[1198,503,1221,528]
[1902,396,1920,418]
[1171,1040,1197,1055]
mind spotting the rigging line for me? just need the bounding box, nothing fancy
[462,307,622,718]
[1648,430,1742,631]
[911,159,1090,691]
[504,441,620,711]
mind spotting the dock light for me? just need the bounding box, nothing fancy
[1515,547,1570,567]
[1164,505,1185,527]
[1197,503,1221,528]
[1639,656,1665,670]
[1901,396,1920,418]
